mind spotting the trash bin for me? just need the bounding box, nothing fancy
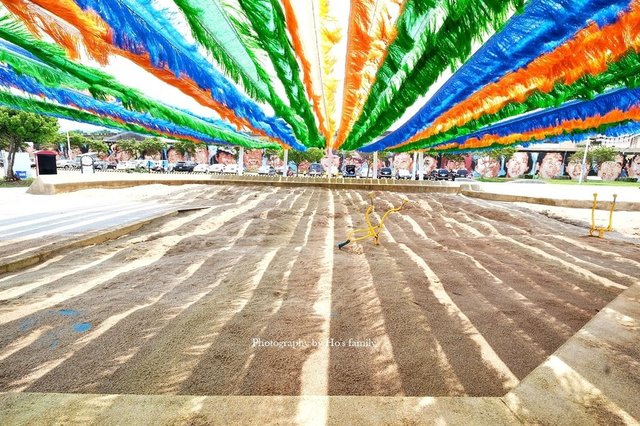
[34,150,57,175]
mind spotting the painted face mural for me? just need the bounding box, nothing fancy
[445,159,466,171]
[213,147,237,165]
[474,155,501,178]
[626,154,640,178]
[506,152,530,178]
[298,160,310,174]
[269,154,284,168]
[598,154,624,181]
[244,149,263,172]
[194,147,208,164]
[422,155,438,173]
[537,152,564,179]
[565,159,586,180]
[321,152,341,175]
[393,152,413,171]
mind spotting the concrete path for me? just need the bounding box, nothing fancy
[0,187,180,273]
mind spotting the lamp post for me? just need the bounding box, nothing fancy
[578,138,591,185]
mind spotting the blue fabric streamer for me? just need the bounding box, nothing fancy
[72,0,303,150]
[362,0,634,152]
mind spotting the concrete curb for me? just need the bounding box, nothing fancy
[26,175,474,195]
[461,189,640,211]
[0,210,178,274]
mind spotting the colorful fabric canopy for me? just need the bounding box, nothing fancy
[0,0,638,153]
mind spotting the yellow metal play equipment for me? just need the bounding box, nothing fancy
[337,193,409,249]
[589,193,617,238]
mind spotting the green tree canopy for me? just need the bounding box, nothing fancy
[0,107,58,180]
[590,145,618,165]
[482,146,518,160]
[172,140,197,158]
[88,140,109,155]
[569,144,617,165]
[138,137,167,157]
[116,139,142,158]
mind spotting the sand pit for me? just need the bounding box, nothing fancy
[0,185,638,398]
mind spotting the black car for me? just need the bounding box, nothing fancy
[308,163,324,176]
[173,161,197,172]
[430,168,455,181]
[455,169,469,178]
[379,167,393,178]
[343,165,356,178]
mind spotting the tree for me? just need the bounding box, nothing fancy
[569,144,617,166]
[172,140,197,160]
[0,108,58,181]
[138,137,167,158]
[483,146,517,160]
[442,153,465,162]
[55,131,91,156]
[116,139,142,159]
[590,145,618,165]
[569,149,592,165]
[88,140,109,156]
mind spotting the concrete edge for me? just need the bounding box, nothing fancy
[0,210,178,275]
[26,176,466,195]
[501,282,640,424]
[461,189,640,211]
[27,177,640,211]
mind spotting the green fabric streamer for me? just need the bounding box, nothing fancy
[172,0,310,147]
[394,50,640,152]
[341,0,524,150]
[0,90,278,149]
[236,0,324,148]
[0,19,276,149]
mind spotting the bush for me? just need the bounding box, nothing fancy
[552,175,571,180]
[522,174,533,179]
[616,177,638,182]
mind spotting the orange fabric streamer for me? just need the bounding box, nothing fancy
[28,0,111,64]
[3,0,285,147]
[0,0,92,62]
[431,107,640,151]
[333,0,375,149]
[406,0,640,146]
[334,0,406,149]
[281,0,329,141]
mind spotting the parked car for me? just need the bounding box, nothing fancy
[454,169,469,178]
[173,161,197,172]
[56,159,79,170]
[308,163,324,176]
[193,163,210,173]
[222,164,239,174]
[379,167,393,178]
[430,168,455,181]
[258,165,276,175]
[207,164,223,173]
[92,160,108,170]
[396,169,412,179]
[343,164,357,178]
